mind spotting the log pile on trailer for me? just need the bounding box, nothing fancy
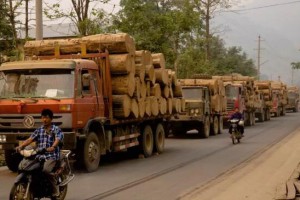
[24,33,184,120]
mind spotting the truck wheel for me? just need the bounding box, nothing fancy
[154,123,165,154]
[218,116,224,134]
[83,132,101,172]
[5,150,22,172]
[200,116,210,138]
[141,125,154,157]
[282,106,286,116]
[210,116,219,136]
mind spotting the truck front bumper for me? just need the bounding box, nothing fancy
[0,131,77,150]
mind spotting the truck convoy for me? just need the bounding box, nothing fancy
[0,33,183,172]
[169,76,226,138]
[286,86,299,112]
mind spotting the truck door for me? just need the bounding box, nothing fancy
[75,69,100,128]
[203,88,210,115]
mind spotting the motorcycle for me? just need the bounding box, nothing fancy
[229,118,243,144]
[9,146,75,200]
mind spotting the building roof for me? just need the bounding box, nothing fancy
[18,23,78,39]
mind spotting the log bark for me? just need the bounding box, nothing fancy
[173,85,183,97]
[167,98,173,114]
[140,80,147,99]
[112,95,131,118]
[158,97,167,115]
[145,97,152,116]
[109,54,134,74]
[152,53,165,69]
[172,98,180,113]
[135,63,146,81]
[24,33,136,56]
[83,33,136,54]
[154,68,168,85]
[145,65,155,85]
[131,98,139,118]
[150,83,162,98]
[135,50,153,65]
[111,73,135,97]
[162,85,170,98]
[146,81,151,97]
[133,77,141,99]
[138,98,145,118]
[150,96,159,116]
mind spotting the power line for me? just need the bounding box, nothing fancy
[226,0,300,12]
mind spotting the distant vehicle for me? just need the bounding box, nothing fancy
[286,86,299,112]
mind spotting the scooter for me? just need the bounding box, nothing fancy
[229,118,242,144]
[9,146,75,200]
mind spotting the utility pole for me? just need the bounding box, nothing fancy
[257,35,261,80]
[36,0,43,40]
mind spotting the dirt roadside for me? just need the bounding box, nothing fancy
[181,127,300,200]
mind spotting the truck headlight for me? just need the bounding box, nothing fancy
[195,109,199,114]
[190,109,195,114]
[0,135,6,142]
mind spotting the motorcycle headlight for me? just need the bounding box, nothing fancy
[0,135,6,142]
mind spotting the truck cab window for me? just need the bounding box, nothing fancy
[81,70,91,95]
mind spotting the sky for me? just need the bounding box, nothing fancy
[27,0,300,86]
[213,0,300,85]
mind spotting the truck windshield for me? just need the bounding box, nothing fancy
[182,88,203,99]
[0,69,74,99]
[288,93,297,99]
[225,85,239,99]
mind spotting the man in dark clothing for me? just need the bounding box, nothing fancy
[229,107,244,136]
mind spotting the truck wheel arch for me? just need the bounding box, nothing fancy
[83,119,106,154]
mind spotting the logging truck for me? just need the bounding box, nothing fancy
[213,74,259,126]
[286,86,299,112]
[0,33,183,172]
[253,80,272,122]
[270,81,288,117]
[169,77,226,138]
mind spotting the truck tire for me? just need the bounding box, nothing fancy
[218,116,224,134]
[200,116,210,138]
[141,125,154,157]
[5,150,22,172]
[258,110,265,122]
[83,132,101,172]
[210,116,219,136]
[154,123,165,154]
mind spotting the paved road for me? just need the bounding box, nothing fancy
[1,112,299,200]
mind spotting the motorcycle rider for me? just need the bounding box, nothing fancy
[229,107,244,137]
[16,108,64,197]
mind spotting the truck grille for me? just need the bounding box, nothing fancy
[0,114,72,129]
[227,101,235,111]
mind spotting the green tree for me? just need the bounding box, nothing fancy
[113,0,199,71]
[291,62,300,69]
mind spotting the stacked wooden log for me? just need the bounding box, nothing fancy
[271,81,288,106]
[254,80,273,107]
[24,33,184,119]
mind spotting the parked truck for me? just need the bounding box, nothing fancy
[213,74,260,126]
[0,33,183,172]
[270,81,288,117]
[254,80,273,122]
[286,86,299,112]
[169,77,226,138]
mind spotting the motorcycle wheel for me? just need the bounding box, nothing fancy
[231,136,236,144]
[9,182,33,200]
[56,174,68,200]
